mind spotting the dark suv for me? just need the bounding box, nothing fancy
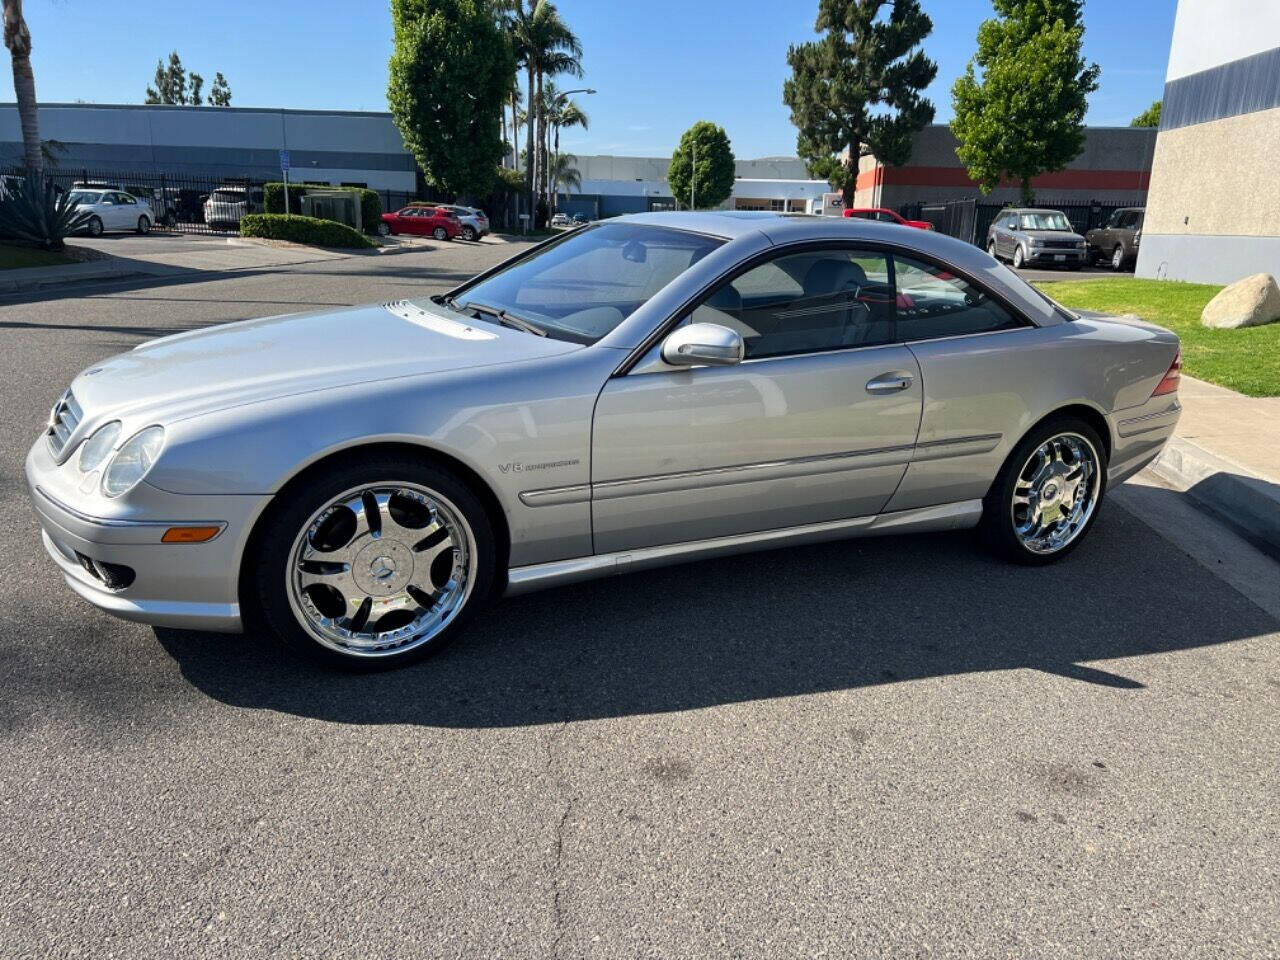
[986,208,1088,270]
[1086,207,1144,271]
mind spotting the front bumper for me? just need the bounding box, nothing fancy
[1026,247,1087,265]
[25,440,264,633]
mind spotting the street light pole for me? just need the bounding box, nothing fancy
[547,87,595,217]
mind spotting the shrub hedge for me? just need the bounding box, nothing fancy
[263,182,383,234]
[239,214,375,249]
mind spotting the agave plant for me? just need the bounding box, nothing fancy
[0,171,92,250]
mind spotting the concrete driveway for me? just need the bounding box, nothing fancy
[1,244,1276,959]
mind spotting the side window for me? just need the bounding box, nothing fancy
[117,192,137,205]
[690,248,895,360]
[893,255,1024,342]
[875,211,896,222]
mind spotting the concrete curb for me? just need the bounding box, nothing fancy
[1150,435,1280,556]
[0,261,142,294]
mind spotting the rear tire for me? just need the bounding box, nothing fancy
[87,216,103,237]
[981,416,1107,565]
[136,215,151,234]
[378,222,391,236]
[462,225,477,242]
[433,226,449,241]
[246,453,496,671]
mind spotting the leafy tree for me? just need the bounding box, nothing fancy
[666,121,735,210]
[3,0,42,175]
[784,0,937,199]
[951,0,1100,201]
[1130,100,1161,127]
[145,52,230,106]
[389,0,515,198]
[209,72,231,107]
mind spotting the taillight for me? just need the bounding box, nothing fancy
[1152,348,1182,396]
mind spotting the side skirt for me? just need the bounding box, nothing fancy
[503,499,984,598]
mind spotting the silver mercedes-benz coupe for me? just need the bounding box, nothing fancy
[27,212,1183,669]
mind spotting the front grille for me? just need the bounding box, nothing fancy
[46,389,82,457]
[1042,239,1080,250]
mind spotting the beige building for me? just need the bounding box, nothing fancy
[1136,0,1280,283]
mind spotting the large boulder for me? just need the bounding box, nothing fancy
[1200,273,1280,329]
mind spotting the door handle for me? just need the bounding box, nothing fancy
[866,371,915,394]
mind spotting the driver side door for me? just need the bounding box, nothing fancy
[591,245,924,553]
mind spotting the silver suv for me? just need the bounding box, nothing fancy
[987,208,1087,271]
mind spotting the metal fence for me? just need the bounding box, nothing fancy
[901,198,1146,247]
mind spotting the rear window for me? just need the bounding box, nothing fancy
[210,190,244,202]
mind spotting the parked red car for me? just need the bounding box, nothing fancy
[378,206,461,240]
[842,207,934,230]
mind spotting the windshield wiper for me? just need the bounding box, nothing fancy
[459,301,548,337]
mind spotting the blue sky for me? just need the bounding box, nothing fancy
[3,0,1176,158]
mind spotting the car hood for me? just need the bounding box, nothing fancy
[68,299,581,425]
[1022,229,1085,242]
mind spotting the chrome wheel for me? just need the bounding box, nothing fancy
[285,482,477,658]
[1112,246,1124,270]
[1010,433,1100,555]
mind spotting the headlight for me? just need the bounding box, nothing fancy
[77,421,121,473]
[102,426,165,497]
[1028,238,1043,247]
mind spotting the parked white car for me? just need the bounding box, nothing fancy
[203,186,264,231]
[440,204,489,241]
[68,189,155,236]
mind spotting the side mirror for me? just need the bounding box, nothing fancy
[661,322,744,367]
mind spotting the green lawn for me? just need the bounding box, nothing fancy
[0,243,78,270]
[1035,277,1280,397]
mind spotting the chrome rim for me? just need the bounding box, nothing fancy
[285,482,477,657]
[434,227,447,240]
[1010,432,1100,555]
[1112,246,1123,269]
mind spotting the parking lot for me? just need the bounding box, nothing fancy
[2,240,1277,958]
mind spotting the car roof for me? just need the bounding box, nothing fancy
[1003,208,1066,215]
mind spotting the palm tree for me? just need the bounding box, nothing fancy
[546,151,581,209]
[506,0,581,219]
[3,0,41,176]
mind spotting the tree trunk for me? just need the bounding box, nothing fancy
[524,63,536,230]
[3,0,41,177]
[534,71,546,217]
[1020,177,1033,204]
[510,92,520,171]
[552,123,560,212]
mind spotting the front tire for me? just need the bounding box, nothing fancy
[987,241,999,261]
[247,454,496,670]
[1111,245,1125,271]
[981,417,1107,565]
[1012,245,1025,269]
[86,216,103,237]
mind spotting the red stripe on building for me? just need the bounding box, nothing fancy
[857,165,1150,192]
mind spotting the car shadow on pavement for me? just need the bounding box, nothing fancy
[153,504,1280,729]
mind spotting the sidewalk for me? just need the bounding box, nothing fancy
[1151,374,1280,555]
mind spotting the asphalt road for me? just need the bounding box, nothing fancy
[1,239,1277,959]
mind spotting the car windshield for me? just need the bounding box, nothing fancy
[453,222,724,344]
[68,191,102,205]
[1019,212,1072,231]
